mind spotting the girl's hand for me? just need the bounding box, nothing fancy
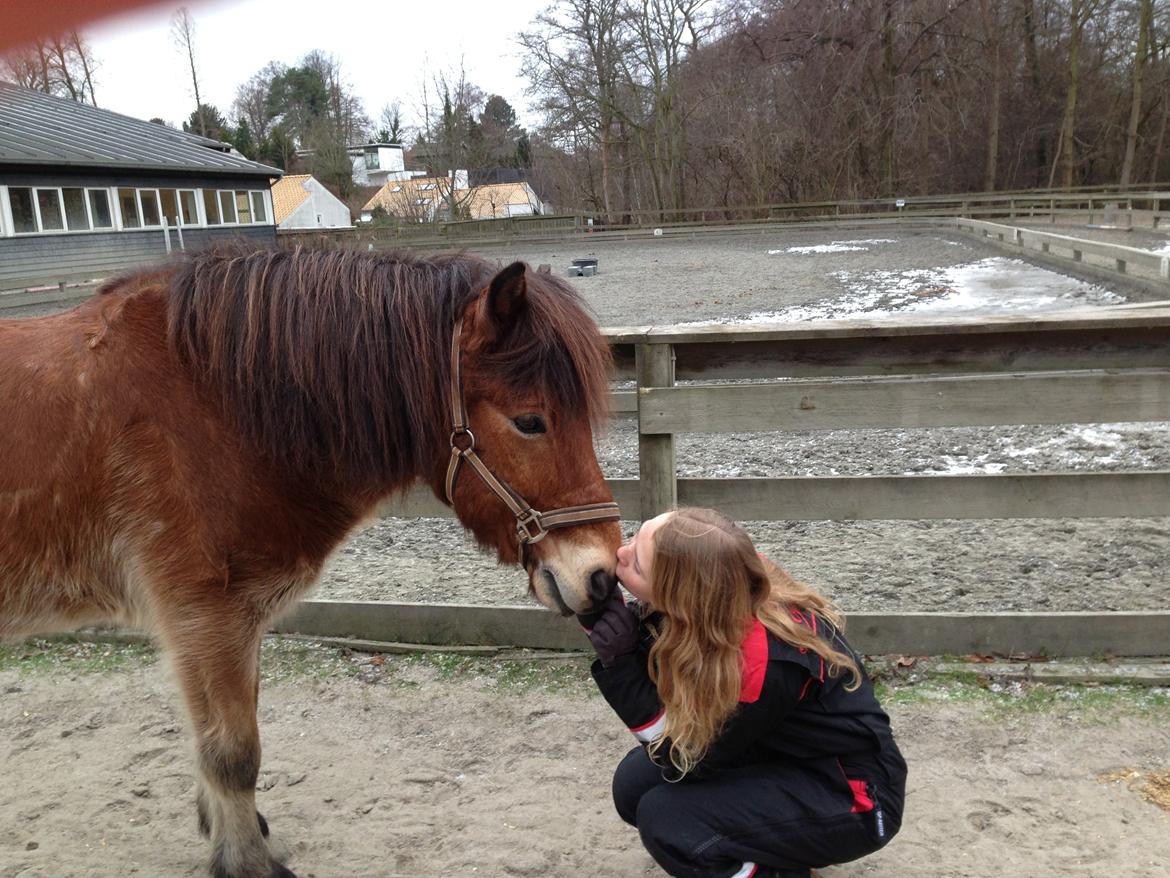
[578,589,639,667]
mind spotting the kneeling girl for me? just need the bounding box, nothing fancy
[581,507,907,878]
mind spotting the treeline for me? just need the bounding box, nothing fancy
[5,0,1165,216]
[520,0,1169,215]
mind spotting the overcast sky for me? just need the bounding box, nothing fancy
[86,0,550,136]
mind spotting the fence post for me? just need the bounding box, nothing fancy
[636,342,677,520]
[162,218,172,254]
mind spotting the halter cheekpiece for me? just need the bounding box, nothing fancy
[444,315,621,553]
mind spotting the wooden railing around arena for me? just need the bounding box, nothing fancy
[955,217,1170,287]
[297,305,1170,658]
[380,307,1170,526]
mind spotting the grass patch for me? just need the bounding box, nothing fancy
[5,637,1169,719]
[877,673,1170,721]
[0,638,156,674]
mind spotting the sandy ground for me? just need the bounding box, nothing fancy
[1,641,1169,878]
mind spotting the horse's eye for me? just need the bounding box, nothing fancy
[512,414,547,435]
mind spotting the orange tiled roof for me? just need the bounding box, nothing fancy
[270,175,313,224]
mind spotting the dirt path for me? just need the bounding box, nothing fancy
[2,641,1168,878]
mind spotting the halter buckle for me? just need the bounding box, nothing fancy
[516,509,548,544]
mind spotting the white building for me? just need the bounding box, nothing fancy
[348,143,428,188]
[270,175,351,230]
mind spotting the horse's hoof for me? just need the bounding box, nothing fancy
[257,810,269,837]
[269,865,297,878]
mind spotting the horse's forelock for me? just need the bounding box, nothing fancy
[484,273,612,427]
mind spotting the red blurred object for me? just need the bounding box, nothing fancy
[3,0,173,51]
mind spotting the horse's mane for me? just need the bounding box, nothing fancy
[153,245,611,484]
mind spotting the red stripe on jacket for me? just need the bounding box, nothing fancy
[739,619,768,703]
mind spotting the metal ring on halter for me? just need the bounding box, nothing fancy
[449,428,475,452]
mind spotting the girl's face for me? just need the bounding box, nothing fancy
[615,511,671,604]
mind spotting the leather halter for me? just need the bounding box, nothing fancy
[444,315,621,554]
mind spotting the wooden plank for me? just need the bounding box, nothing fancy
[655,327,1170,379]
[277,601,1170,657]
[377,479,641,520]
[639,369,1170,434]
[601,307,1170,347]
[376,471,1170,523]
[636,343,677,518]
[676,472,1170,520]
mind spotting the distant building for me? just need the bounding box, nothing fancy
[271,175,351,230]
[360,173,543,223]
[0,81,282,290]
[466,181,546,219]
[347,143,427,188]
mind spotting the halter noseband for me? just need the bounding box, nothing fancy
[444,315,621,554]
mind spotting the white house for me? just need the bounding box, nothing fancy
[348,143,428,188]
[270,175,351,230]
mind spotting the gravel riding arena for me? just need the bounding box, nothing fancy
[4,227,1170,878]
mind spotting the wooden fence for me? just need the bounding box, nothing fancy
[381,307,1170,525]
[313,305,1170,657]
[956,217,1170,288]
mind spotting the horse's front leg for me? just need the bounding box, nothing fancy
[160,604,294,878]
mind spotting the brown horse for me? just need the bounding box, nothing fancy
[0,247,622,878]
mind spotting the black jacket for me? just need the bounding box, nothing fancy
[591,606,906,793]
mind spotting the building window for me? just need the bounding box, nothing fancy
[219,190,237,224]
[118,188,141,228]
[179,190,199,226]
[88,189,113,228]
[234,191,253,224]
[419,183,436,190]
[139,189,162,227]
[250,191,268,224]
[62,188,90,230]
[9,187,38,233]
[365,148,380,170]
[203,189,221,224]
[159,189,180,227]
[36,188,65,231]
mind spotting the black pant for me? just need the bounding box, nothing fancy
[612,747,902,878]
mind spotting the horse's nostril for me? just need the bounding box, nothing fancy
[588,569,618,604]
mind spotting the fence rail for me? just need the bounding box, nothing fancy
[956,217,1170,286]
[379,305,1170,527]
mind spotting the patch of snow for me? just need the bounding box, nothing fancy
[676,257,1124,327]
[771,238,897,255]
[1146,242,1170,256]
[933,460,1009,475]
[922,422,1170,475]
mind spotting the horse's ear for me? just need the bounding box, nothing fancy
[485,261,529,331]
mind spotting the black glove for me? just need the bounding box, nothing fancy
[577,588,639,667]
[575,576,619,631]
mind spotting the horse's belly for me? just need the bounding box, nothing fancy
[0,490,130,638]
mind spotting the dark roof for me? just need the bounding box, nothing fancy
[470,168,530,187]
[0,82,282,177]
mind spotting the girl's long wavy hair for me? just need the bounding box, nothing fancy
[645,508,861,775]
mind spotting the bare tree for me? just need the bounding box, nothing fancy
[232,62,284,145]
[378,101,407,143]
[1,31,99,103]
[1120,0,1153,187]
[171,7,206,137]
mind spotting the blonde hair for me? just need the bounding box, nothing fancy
[644,508,860,775]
